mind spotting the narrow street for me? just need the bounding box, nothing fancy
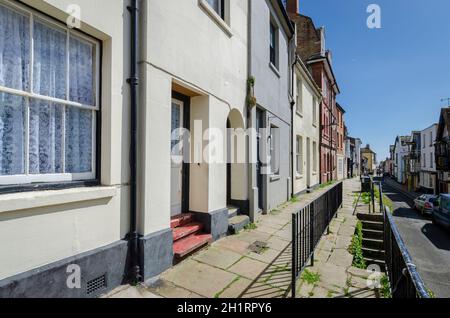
[383,179,450,298]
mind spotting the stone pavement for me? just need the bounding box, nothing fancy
[105,178,380,299]
[294,178,381,299]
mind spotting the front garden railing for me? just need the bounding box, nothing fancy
[291,182,343,298]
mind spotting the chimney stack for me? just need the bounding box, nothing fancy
[286,0,299,14]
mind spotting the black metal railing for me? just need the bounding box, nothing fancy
[291,182,343,298]
[384,207,430,298]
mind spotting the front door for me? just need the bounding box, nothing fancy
[171,99,184,216]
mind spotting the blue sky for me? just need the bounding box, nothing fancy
[298,0,450,160]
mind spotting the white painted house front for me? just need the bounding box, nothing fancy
[420,123,438,193]
[394,136,409,184]
[292,58,321,195]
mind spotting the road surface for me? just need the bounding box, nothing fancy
[383,180,450,298]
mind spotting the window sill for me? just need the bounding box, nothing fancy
[296,110,303,118]
[198,0,233,37]
[269,63,280,78]
[296,174,303,180]
[0,184,117,214]
[270,175,281,182]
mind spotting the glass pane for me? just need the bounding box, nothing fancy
[0,93,25,175]
[69,36,95,105]
[29,99,63,174]
[65,107,92,173]
[0,4,30,91]
[33,20,67,99]
[207,0,220,15]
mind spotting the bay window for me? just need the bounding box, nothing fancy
[0,1,100,186]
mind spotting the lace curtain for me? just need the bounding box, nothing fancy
[0,5,29,175]
[0,4,94,177]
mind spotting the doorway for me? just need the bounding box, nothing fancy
[170,92,190,216]
[256,109,264,210]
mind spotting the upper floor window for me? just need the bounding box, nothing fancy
[312,96,318,126]
[206,0,225,20]
[430,131,433,147]
[269,21,278,68]
[296,79,303,115]
[0,1,100,186]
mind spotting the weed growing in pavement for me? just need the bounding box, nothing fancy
[244,223,258,231]
[379,275,391,298]
[301,270,321,285]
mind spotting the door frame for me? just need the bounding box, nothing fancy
[256,108,265,210]
[172,91,191,214]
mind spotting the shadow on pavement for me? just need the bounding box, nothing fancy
[238,244,292,298]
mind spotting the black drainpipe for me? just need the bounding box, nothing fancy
[127,0,141,284]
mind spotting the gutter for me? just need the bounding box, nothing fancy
[127,0,141,283]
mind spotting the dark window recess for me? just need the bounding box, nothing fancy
[207,0,225,20]
[270,22,277,66]
[86,275,107,295]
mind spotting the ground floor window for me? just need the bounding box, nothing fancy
[0,1,100,186]
[296,136,303,176]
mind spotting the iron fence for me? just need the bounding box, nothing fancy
[383,206,430,298]
[291,182,343,298]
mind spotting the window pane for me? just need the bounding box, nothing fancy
[69,36,95,105]
[0,4,30,91]
[33,20,67,99]
[65,107,92,173]
[207,0,222,16]
[29,99,63,174]
[0,93,25,175]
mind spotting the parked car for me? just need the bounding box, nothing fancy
[432,195,450,230]
[414,195,438,216]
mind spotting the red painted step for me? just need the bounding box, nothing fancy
[172,222,204,241]
[171,213,194,229]
[173,233,212,259]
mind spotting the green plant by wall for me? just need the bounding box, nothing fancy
[380,275,392,298]
[349,221,367,269]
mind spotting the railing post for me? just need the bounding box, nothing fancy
[291,213,297,298]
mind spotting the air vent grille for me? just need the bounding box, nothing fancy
[87,274,107,295]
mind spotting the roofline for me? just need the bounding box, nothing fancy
[295,55,323,99]
[307,55,341,94]
[336,103,346,114]
[274,0,295,36]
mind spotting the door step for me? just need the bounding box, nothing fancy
[171,213,195,229]
[173,233,212,259]
[172,222,204,241]
[228,215,250,235]
[227,206,239,219]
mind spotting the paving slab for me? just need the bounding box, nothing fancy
[213,237,251,255]
[247,247,283,265]
[147,280,203,298]
[228,257,268,280]
[161,260,238,298]
[327,248,354,268]
[316,262,348,292]
[193,247,243,270]
[218,277,253,298]
[266,236,290,251]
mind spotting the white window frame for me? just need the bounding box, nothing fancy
[312,96,318,127]
[270,125,280,176]
[296,79,303,115]
[296,135,303,177]
[0,0,100,186]
[313,141,317,173]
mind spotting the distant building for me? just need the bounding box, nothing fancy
[394,136,410,184]
[435,108,450,194]
[345,136,361,178]
[361,144,377,175]
[336,104,346,181]
[404,132,421,192]
[420,124,438,194]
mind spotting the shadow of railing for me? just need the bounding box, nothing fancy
[238,244,293,298]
